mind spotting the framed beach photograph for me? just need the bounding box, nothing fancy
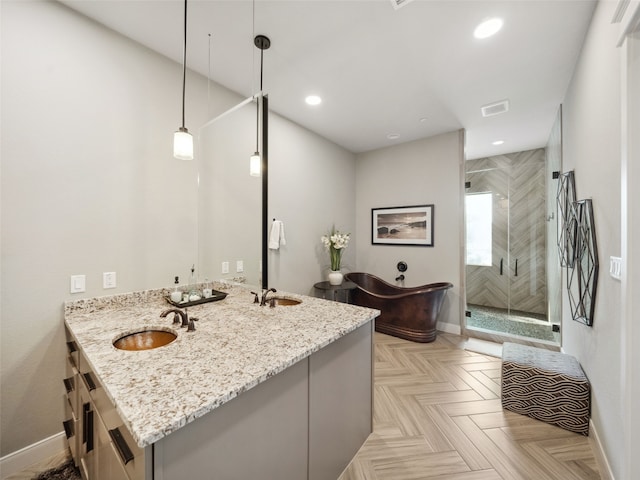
[372,204,434,246]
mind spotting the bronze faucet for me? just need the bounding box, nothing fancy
[160,308,198,331]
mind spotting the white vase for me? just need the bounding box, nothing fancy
[328,270,344,286]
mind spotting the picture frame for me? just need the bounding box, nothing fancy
[371,204,434,246]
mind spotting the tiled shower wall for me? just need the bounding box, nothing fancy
[466,149,547,315]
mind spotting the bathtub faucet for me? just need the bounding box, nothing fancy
[395,274,405,282]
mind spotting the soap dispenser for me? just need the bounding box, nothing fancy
[170,276,183,303]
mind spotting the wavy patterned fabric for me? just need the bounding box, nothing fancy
[501,342,591,436]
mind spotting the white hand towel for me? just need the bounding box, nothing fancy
[269,220,286,250]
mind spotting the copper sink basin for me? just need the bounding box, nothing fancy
[113,329,177,351]
[272,298,301,306]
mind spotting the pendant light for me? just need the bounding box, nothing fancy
[173,0,193,160]
[250,34,270,176]
[249,95,261,176]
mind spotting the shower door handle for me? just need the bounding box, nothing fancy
[499,258,503,275]
[515,259,518,276]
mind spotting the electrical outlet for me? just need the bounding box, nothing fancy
[103,272,116,289]
[609,256,622,280]
[70,274,86,294]
[236,260,244,273]
[222,261,229,274]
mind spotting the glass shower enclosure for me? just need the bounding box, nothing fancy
[464,148,559,343]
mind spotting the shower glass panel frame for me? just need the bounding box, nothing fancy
[464,149,550,340]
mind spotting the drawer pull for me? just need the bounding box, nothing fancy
[82,403,90,444]
[63,419,74,439]
[83,372,96,391]
[86,410,94,452]
[63,377,75,394]
[109,428,134,465]
[66,341,77,354]
[82,403,94,452]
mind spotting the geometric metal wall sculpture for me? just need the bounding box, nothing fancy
[566,198,599,326]
[556,171,577,267]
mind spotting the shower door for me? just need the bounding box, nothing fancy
[465,150,547,324]
[466,166,510,311]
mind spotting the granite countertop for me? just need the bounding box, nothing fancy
[64,283,379,448]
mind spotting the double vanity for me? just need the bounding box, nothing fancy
[63,283,379,479]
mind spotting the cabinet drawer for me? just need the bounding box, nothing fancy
[64,324,80,371]
[63,398,79,467]
[93,385,145,480]
[95,410,130,480]
[78,378,96,480]
[64,357,79,415]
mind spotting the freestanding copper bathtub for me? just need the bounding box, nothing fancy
[345,272,453,343]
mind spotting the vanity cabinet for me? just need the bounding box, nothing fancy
[152,321,372,480]
[63,325,147,480]
[63,286,376,480]
[62,337,79,467]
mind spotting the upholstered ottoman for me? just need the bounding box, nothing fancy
[501,342,591,435]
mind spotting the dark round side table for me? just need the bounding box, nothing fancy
[313,280,357,304]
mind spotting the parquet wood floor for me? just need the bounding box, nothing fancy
[338,332,602,480]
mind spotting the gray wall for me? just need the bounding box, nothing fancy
[561,1,625,477]
[269,115,356,295]
[354,131,465,330]
[0,0,355,457]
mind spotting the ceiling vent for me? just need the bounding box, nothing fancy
[481,99,510,117]
[390,0,416,10]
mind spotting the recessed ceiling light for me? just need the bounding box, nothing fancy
[492,140,505,145]
[305,95,322,106]
[387,133,400,140]
[474,18,503,39]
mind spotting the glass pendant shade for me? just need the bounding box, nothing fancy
[250,152,261,177]
[174,127,193,160]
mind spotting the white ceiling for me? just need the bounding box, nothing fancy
[59,0,596,159]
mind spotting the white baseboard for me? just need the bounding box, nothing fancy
[437,321,461,335]
[464,338,503,358]
[0,431,67,479]
[589,419,614,480]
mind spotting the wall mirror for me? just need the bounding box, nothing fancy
[197,94,267,289]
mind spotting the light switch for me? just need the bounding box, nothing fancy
[236,260,244,273]
[103,272,116,289]
[222,261,229,274]
[70,274,86,294]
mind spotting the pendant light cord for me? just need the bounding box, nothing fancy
[260,48,264,92]
[181,0,188,129]
[207,33,211,117]
[256,47,263,152]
